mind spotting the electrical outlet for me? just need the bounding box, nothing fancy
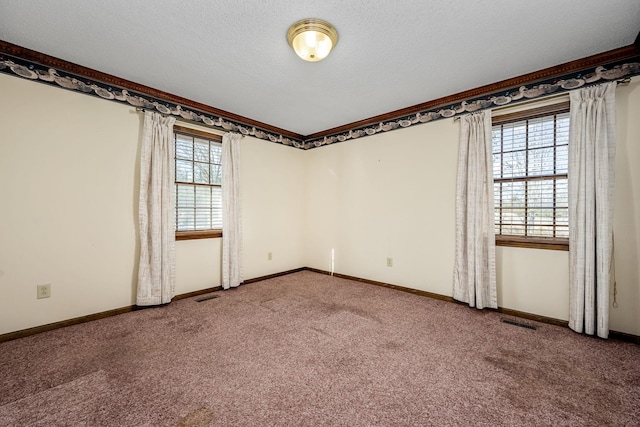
[386,257,393,267]
[268,252,273,261]
[37,284,51,299]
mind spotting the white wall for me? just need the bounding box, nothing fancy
[303,118,573,317]
[611,76,640,336]
[1,71,639,337]
[304,120,458,296]
[0,75,140,334]
[305,77,640,335]
[173,132,307,294]
[495,247,569,320]
[0,74,306,334]
[241,137,306,279]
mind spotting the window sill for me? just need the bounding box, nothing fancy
[176,230,222,241]
[496,235,568,251]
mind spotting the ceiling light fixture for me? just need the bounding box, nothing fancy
[287,18,338,62]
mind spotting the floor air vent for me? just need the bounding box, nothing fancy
[501,318,537,330]
[196,295,220,303]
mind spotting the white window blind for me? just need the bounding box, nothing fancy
[492,102,569,242]
[175,130,222,231]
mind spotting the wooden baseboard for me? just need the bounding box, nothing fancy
[303,267,639,345]
[0,285,222,343]
[173,286,222,301]
[2,266,638,345]
[0,268,305,343]
[242,267,306,285]
[0,305,138,343]
[304,267,458,304]
[609,330,640,345]
[496,307,569,328]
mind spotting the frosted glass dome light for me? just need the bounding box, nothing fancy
[287,19,338,62]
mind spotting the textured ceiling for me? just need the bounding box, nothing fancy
[0,0,639,135]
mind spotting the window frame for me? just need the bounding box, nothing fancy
[173,125,223,241]
[491,101,570,251]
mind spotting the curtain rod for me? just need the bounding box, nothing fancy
[135,107,245,137]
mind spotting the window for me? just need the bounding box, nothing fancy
[492,101,570,250]
[174,125,222,240]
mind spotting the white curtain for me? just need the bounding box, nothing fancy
[453,111,498,309]
[136,111,176,306]
[568,82,616,339]
[222,132,243,290]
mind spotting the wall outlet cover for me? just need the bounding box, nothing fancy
[37,284,51,299]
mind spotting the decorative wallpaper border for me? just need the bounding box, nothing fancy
[1,42,639,151]
[0,53,305,148]
[303,60,640,149]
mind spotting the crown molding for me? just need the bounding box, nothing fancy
[304,44,640,148]
[0,39,305,146]
[2,39,640,150]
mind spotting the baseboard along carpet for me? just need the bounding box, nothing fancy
[1,271,638,426]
